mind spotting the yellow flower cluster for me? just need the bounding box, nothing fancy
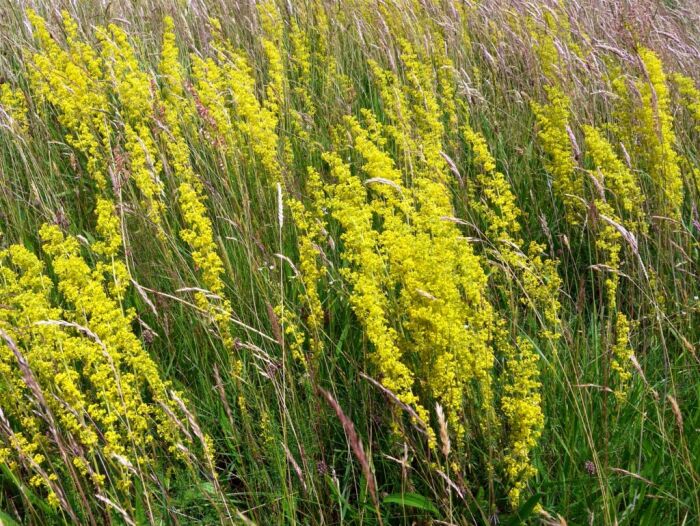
[175,170,235,354]
[583,125,645,231]
[191,53,235,150]
[610,313,633,401]
[500,337,544,505]
[328,46,501,451]
[159,17,195,124]
[464,123,554,500]
[92,197,130,299]
[529,14,562,81]
[257,0,286,119]
[289,20,314,123]
[673,72,700,128]
[593,201,623,306]
[223,51,281,177]
[178,183,225,297]
[523,243,564,342]
[288,168,327,359]
[273,304,307,367]
[97,24,152,120]
[27,10,111,189]
[395,38,446,173]
[672,73,700,192]
[608,64,634,149]
[193,19,281,178]
[582,125,641,393]
[323,150,430,440]
[367,58,415,159]
[0,228,192,509]
[532,86,583,221]
[464,125,520,240]
[529,8,587,84]
[0,83,29,133]
[40,224,183,452]
[158,22,236,357]
[98,23,166,231]
[26,12,134,295]
[637,48,683,220]
[464,122,562,337]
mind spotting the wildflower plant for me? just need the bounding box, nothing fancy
[1,2,699,524]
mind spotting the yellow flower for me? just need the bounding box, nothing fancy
[0,83,29,133]
[0,231,208,506]
[672,72,700,129]
[532,86,582,222]
[583,125,645,231]
[636,48,683,220]
[328,103,499,446]
[98,24,166,231]
[324,150,430,442]
[158,24,235,354]
[611,313,634,401]
[27,10,111,190]
[501,337,544,507]
[288,167,327,359]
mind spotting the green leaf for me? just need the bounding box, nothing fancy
[382,492,439,515]
[0,508,21,526]
[504,493,542,526]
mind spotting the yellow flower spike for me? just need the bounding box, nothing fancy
[190,22,282,180]
[178,183,225,297]
[92,198,122,259]
[289,20,312,81]
[463,123,562,345]
[339,46,507,447]
[27,10,112,190]
[636,48,683,220]
[358,41,550,499]
[98,24,166,232]
[124,123,166,230]
[157,25,236,355]
[583,125,646,232]
[42,224,189,441]
[324,150,434,446]
[261,37,285,117]
[396,38,446,174]
[0,83,29,133]
[501,337,544,508]
[672,72,700,129]
[25,12,133,299]
[463,125,522,243]
[288,167,327,359]
[611,312,634,401]
[532,85,583,222]
[97,24,153,120]
[528,15,561,81]
[1,235,206,504]
[367,59,416,158]
[273,304,307,367]
[328,106,501,448]
[159,17,183,95]
[91,201,130,299]
[288,20,316,142]
[159,17,196,127]
[211,19,281,178]
[224,55,281,177]
[191,54,235,149]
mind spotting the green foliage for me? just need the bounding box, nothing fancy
[0,0,698,525]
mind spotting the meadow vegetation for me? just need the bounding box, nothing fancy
[0,0,698,524]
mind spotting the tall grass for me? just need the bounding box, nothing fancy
[0,0,698,524]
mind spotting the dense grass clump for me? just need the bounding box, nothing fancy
[0,0,699,524]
